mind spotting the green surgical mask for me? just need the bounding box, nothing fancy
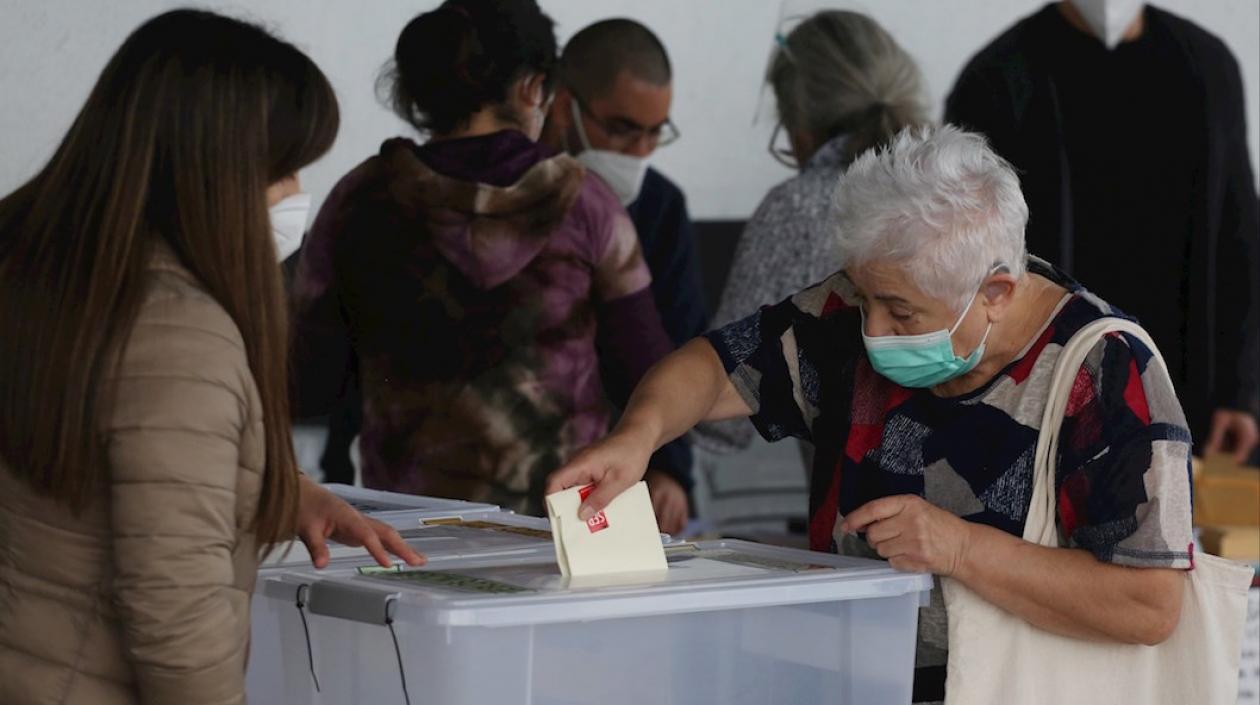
[861,288,992,388]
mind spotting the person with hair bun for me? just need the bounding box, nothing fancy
[291,0,674,518]
[693,10,930,534]
[705,11,930,434]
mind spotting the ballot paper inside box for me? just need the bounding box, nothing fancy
[250,539,931,705]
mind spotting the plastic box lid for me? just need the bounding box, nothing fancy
[261,539,932,629]
[261,509,555,569]
[262,509,680,570]
[321,483,499,517]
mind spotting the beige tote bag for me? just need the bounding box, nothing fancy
[942,318,1254,705]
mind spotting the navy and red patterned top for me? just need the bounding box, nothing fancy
[705,258,1194,692]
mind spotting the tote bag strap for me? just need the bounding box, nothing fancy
[1025,317,1167,547]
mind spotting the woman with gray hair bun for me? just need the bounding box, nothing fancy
[768,10,927,166]
[698,10,928,457]
[549,126,1195,703]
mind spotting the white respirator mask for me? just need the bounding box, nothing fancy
[1072,0,1144,49]
[571,100,649,206]
[269,192,312,262]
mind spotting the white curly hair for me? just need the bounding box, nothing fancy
[835,124,1029,311]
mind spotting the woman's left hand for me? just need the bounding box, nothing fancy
[841,494,973,576]
[296,476,427,569]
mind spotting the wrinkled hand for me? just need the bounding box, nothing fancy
[645,469,689,535]
[841,495,972,576]
[545,429,654,522]
[1204,409,1260,464]
[296,477,426,569]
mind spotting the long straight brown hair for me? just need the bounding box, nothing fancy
[0,10,338,547]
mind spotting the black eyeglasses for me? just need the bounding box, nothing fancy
[768,122,797,168]
[573,94,680,149]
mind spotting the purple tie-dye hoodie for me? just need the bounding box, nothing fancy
[291,131,671,515]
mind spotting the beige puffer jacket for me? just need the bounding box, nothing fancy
[0,251,265,705]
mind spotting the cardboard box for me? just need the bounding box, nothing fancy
[1197,524,1260,562]
[1192,456,1260,527]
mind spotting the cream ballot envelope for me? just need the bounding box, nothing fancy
[545,481,667,578]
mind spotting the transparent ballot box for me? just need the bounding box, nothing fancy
[250,539,931,705]
[249,509,555,702]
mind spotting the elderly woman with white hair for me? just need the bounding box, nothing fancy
[548,126,1192,703]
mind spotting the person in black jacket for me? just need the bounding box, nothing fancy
[541,18,708,532]
[945,1,1259,463]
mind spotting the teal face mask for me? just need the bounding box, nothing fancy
[861,290,992,388]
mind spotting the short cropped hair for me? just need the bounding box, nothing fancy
[835,125,1029,312]
[559,19,670,100]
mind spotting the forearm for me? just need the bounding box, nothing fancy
[613,338,749,453]
[954,522,1183,645]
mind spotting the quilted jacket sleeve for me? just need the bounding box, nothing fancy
[106,288,256,705]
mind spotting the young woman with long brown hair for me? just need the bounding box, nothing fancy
[0,10,421,704]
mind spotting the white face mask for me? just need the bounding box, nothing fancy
[1072,0,1144,49]
[570,100,649,207]
[269,192,311,262]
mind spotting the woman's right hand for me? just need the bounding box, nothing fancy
[547,338,745,521]
[546,427,656,522]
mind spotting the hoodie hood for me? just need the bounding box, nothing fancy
[378,133,585,290]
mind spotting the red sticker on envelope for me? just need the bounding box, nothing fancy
[579,485,610,533]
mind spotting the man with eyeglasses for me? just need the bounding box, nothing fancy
[541,18,705,534]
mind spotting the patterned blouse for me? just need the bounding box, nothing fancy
[696,134,852,453]
[704,257,1194,693]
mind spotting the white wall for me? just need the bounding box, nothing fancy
[2,0,1257,220]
